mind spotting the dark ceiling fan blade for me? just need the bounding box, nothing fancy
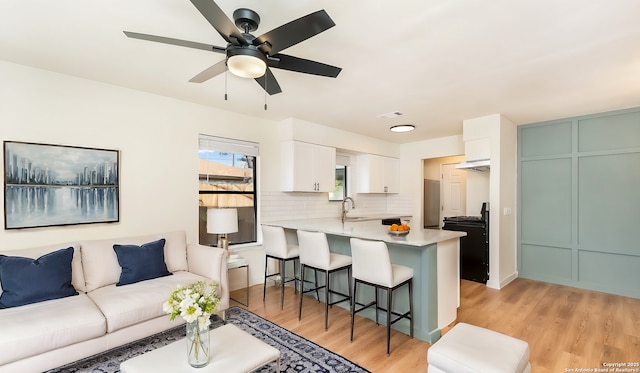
[190,0,248,46]
[189,60,227,83]
[254,10,335,55]
[123,31,226,53]
[254,68,282,95]
[270,54,341,78]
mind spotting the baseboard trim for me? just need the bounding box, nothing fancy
[486,271,518,290]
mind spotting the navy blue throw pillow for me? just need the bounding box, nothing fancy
[113,238,172,286]
[0,247,79,309]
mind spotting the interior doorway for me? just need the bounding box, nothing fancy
[423,156,466,228]
[441,163,467,219]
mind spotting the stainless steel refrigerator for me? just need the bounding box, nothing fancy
[423,179,440,228]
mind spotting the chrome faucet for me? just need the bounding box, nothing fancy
[341,197,356,223]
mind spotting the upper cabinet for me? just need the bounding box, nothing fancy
[281,140,336,192]
[464,138,490,161]
[356,154,399,193]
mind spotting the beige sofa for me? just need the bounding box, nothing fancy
[0,231,229,373]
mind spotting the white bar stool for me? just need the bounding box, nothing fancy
[261,225,300,309]
[349,237,414,355]
[297,230,352,331]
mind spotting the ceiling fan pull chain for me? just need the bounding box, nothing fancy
[224,69,228,101]
[264,74,268,111]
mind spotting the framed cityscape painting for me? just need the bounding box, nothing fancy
[3,141,120,229]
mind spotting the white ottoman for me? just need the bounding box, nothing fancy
[427,323,530,373]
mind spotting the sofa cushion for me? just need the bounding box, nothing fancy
[0,247,79,309]
[113,239,172,286]
[81,231,189,292]
[0,293,106,366]
[88,271,208,333]
[0,242,85,293]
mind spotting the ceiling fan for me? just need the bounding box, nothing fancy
[124,0,342,95]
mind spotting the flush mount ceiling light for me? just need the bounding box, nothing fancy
[390,124,415,133]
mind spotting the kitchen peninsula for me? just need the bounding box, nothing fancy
[263,218,466,343]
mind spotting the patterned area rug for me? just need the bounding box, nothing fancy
[46,306,369,373]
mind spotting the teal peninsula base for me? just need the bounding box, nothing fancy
[264,218,465,343]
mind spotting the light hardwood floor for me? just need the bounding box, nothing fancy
[231,278,640,372]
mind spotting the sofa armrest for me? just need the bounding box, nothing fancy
[186,244,229,313]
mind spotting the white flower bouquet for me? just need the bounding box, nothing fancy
[163,281,219,367]
[163,280,220,324]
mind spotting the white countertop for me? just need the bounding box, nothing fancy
[264,218,466,247]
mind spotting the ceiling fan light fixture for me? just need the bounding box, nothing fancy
[390,124,415,133]
[227,47,267,79]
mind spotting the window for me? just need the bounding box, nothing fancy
[328,165,346,201]
[198,135,258,246]
[329,154,351,201]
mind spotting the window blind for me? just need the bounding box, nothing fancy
[336,153,352,167]
[199,134,259,157]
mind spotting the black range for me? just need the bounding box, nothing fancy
[442,203,489,284]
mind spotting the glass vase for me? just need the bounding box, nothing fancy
[186,317,210,367]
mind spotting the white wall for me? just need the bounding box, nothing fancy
[400,135,466,226]
[0,61,279,251]
[463,113,518,289]
[497,115,517,288]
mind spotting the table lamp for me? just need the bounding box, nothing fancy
[206,208,238,253]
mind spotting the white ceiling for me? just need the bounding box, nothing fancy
[1,0,639,143]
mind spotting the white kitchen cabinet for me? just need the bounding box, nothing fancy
[464,138,490,161]
[281,140,336,192]
[356,154,399,193]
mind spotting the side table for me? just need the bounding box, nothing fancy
[228,256,249,306]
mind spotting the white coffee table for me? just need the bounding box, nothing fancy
[120,324,280,373]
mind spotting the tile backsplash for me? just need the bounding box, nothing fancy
[261,191,413,222]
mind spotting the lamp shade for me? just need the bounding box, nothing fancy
[206,208,238,234]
